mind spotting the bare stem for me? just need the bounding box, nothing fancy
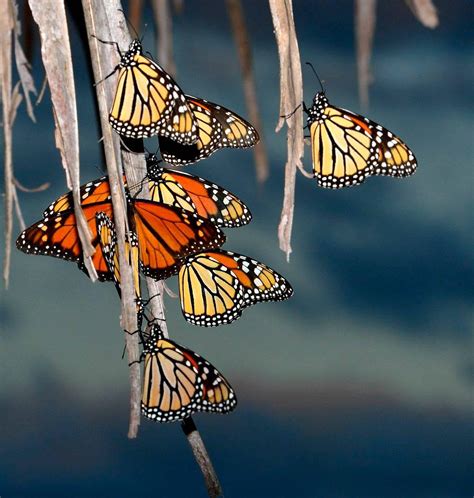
[181,418,223,498]
[226,0,268,184]
[81,0,141,438]
[152,0,176,76]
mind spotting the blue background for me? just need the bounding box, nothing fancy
[1,1,473,497]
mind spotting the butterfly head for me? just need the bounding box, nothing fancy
[121,38,142,66]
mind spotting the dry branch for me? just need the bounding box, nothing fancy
[81,0,141,438]
[81,10,222,496]
[182,417,223,498]
[405,0,439,28]
[269,0,304,260]
[29,0,98,281]
[355,0,376,110]
[226,0,268,184]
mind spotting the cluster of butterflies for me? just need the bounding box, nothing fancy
[16,35,417,423]
[16,37,292,424]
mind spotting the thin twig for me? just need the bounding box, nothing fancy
[355,0,377,110]
[1,0,14,288]
[405,0,439,28]
[269,0,304,261]
[226,0,268,184]
[181,417,223,498]
[152,0,176,76]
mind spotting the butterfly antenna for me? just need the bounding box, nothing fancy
[118,8,141,40]
[305,62,325,93]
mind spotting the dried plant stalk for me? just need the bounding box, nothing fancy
[81,0,141,438]
[226,0,268,184]
[269,0,304,260]
[29,0,97,281]
[128,0,144,31]
[405,0,439,28]
[355,0,377,110]
[181,417,223,498]
[1,0,14,288]
[152,0,176,76]
[82,10,222,496]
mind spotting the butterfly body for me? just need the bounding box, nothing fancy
[141,324,237,422]
[307,91,417,188]
[109,39,198,143]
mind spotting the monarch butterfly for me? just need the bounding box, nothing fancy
[144,154,252,227]
[158,96,259,166]
[178,250,293,326]
[17,185,225,281]
[105,38,197,143]
[141,323,237,422]
[303,67,417,188]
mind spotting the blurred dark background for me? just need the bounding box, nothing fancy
[1,1,473,497]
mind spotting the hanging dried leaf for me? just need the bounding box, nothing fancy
[227,0,269,184]
[269,0,304,260]
[28,0,97,280]
[355,0,377,110]
[152,0,176,76]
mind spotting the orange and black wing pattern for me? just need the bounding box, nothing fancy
[17,178,226,282]
[158,95,259,166]
[132,199,226,280]
[109,39,197,143]
[141,324,237,422]
[307,92,417,188]
[145,155,251,227]
[178,250,293,326]
[17,200,115,281]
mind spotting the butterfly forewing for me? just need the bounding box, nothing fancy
[109,40,198,143]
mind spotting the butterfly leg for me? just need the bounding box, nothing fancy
[91,35,122,57]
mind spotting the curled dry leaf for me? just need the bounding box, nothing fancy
[269,0,304,260]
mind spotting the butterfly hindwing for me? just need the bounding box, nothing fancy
[159,96,259,166]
